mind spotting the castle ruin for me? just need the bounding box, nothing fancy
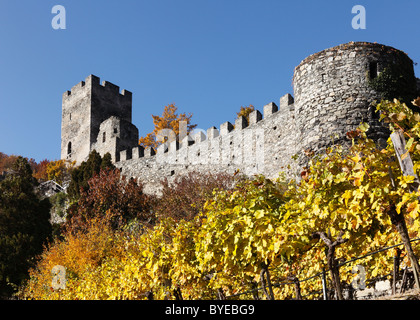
[61,42,419,193]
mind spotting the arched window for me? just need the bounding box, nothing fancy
[67,141,72,156]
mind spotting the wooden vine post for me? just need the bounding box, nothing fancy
[321,267,328,300]
[390,130,420,290]
[392,248,402,295]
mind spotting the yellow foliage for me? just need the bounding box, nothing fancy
[46,159,75,185]
[138,104,197,150]
[236,105,255,123]
[19,99,420,300]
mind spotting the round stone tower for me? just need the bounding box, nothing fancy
[293,41,417,165]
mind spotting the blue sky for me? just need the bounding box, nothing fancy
[0,0,419,162]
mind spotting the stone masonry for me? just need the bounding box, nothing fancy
[61,42,419,194]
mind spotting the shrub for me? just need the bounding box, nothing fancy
[153,171,237,222]
[66,168,154,232]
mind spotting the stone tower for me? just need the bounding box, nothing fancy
[293,42,417,165]
[61,74,139,164]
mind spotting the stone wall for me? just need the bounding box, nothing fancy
[62,42,418,193]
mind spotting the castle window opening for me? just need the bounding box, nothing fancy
[103,132,106,143]
[114,128,118,134]
[370,106,380,120]
[69,113,71,120]
[369,61,378,79]
[67,142,72,156]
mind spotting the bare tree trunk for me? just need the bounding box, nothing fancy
[287,275,302,300]
[260,263,275,300]
[146,290,154,300]
[312,231,348,300]
[217,288,226,300]
[216,288,226,300]
[250,281,260,300]
[173,286,183,300]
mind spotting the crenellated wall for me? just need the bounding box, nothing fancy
[61,42,418,194]
[114,94,298,194]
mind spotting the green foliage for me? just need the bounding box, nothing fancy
[0,157,52,298]
[49,192,68,218]
[368,63,417,105]
[67,150,115,200]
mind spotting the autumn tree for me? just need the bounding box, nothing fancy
[139,104,197,150]
[0,152,19,175]
[236,105,255,124]
[153,171,237,222]
[0,153,53,182]
[32,159,51,182]
[46,159,75,186]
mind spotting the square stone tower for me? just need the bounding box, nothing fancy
[61,74,138,164]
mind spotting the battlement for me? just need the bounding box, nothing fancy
[63,80,85,98]
[63,75,132,98]
[294,42,413,74]
[114,93,295,170]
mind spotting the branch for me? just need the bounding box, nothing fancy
[312,231,332,247]
[332,230,348,247]
[312,230,348,248]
